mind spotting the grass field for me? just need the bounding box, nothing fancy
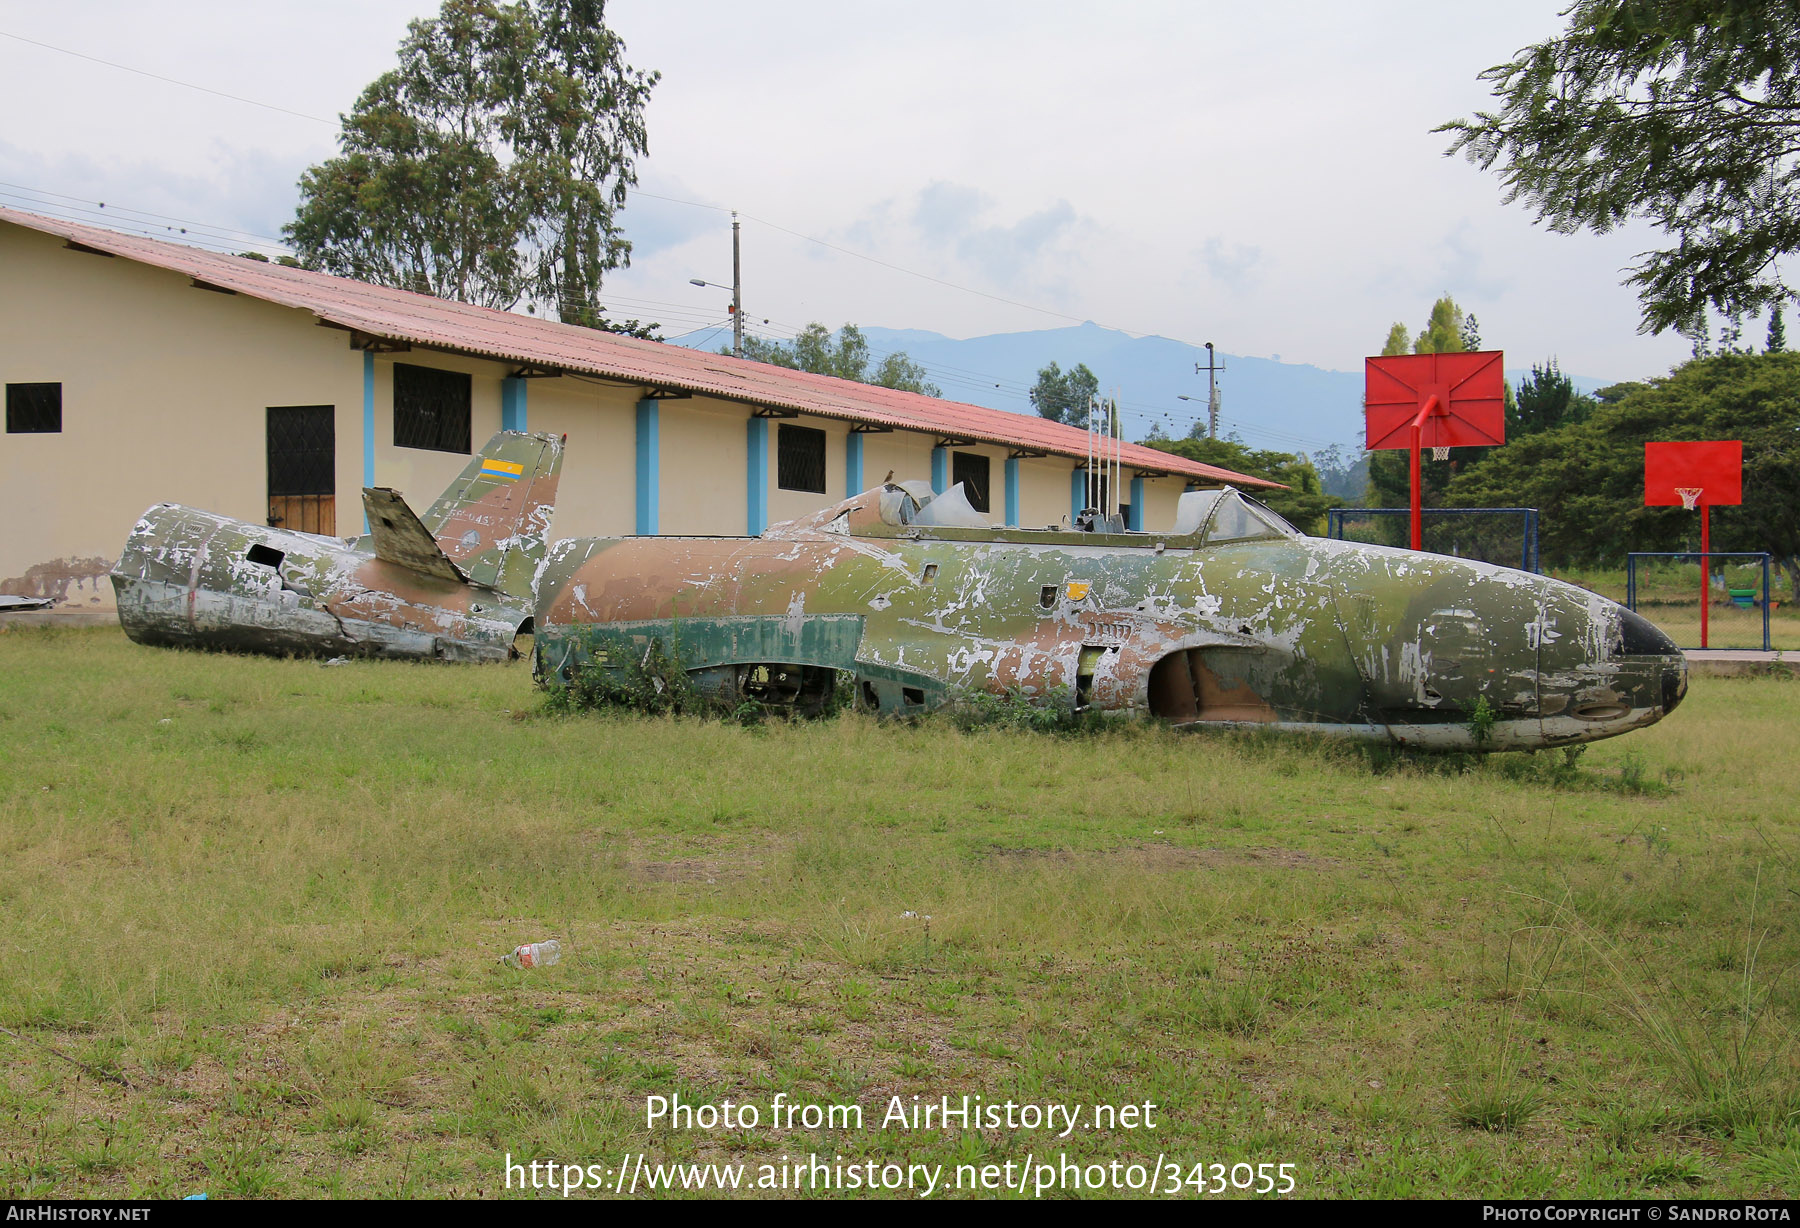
[3,626,1799,1199]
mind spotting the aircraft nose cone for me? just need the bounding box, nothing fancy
[1660,655,1688,716]
[1612,607,1687,716]
[1619,607,1680,657]
[1531,584,1689,742]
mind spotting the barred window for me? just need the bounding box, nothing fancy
[393,363,471,453]
[6,382,61,433]
[267,406,336,496]
[778,423,827,493]
[952,451,990,512]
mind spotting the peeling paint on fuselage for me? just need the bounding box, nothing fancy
[110,430,564,663]
[536,486,1688,750]
[111,504,530,661]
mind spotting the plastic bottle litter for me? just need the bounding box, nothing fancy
[501,940,562,969]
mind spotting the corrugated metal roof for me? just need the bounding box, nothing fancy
[0,206,1276,489]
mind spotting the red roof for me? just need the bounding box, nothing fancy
[0,206,1274,488]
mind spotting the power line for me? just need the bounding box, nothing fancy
[7,187,1350,451]
[636,188,1266,358]
[0,185,295,252]
[741,314,1036,401]
[0,194,280,258]
[0,182,291,245]
[0,26,1343,401]
[633,189,1092,329]
[726,323,1346,450]
[0,31,1309,398]
[0,137,1350,444]
[0,29,336,126]
[725,316,1348,448]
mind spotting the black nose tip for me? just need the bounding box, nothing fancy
[1619,608,1680,657]
[1662,664,1687,715]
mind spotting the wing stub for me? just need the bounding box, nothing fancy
[362,488,469,583]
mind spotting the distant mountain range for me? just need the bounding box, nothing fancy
[680,321,1607,457]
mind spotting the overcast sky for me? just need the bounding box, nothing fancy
[0,1,1701,386]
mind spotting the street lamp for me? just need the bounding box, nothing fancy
[1190,342,1224,439]
[687,212,743,358]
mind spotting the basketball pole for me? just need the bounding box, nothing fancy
[1700,497,1710,651]
[1407,393,1443,552]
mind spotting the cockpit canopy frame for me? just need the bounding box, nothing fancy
[769,482,1300,549]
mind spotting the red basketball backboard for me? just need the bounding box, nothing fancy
[1644,440,1742,506]
[1365,351,1507,451]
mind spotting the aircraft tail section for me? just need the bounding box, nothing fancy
[419,431,564,600]
[363,489,469,584]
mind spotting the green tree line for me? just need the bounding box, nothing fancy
[1352,294,1798,590]
[1141,436,1332,535]
[735,324,940,396]
[1445,352,1800,594]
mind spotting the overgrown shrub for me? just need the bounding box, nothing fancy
[942,685,1105,735]
[543,637,715,718]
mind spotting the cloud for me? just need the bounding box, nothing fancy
[905,180,1083,287]
[614,178,723,262]
[1198,237,1262,290]
[839,196,899,252]
[911,181,987,242]
[1434,218,1512,301]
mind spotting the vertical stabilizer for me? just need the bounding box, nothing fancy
[420,431,564,600]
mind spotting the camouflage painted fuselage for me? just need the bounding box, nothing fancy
[112,508,534,662]
[534,487,1687,750]
[112,431,561,663]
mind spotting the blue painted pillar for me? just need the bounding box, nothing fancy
[1071,468,1086,522]
[846,430,864,495]
[635,398,659,535]
[1004,456,1020,527]
[746,416,769,535]
[931,446,948,494]
[361,351,375,531]
[501,377,527,432]
[1129,474,1145,531]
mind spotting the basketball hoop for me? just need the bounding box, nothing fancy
[1431,445,1450,462]
[1647,444,1742,650]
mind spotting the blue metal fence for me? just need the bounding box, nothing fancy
[1326,507,1540,573]
[1625,551,1771,652]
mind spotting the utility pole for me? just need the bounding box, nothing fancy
[731,212,743,359]
[1196,342,1224,440]
[695,217,745,358]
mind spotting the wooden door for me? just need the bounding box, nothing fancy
[267,405,336,536]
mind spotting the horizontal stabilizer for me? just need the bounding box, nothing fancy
[363,488,468,583]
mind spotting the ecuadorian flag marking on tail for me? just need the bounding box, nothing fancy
[481,458,526,481]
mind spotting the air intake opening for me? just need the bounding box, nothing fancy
[1147,649,1276,723]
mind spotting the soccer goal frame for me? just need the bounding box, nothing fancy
[1325,507,1540,573]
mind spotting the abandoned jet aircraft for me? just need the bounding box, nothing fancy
[533,481,1686,751]
[112,431,563,662]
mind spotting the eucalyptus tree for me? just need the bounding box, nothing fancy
[287,0,657,331]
